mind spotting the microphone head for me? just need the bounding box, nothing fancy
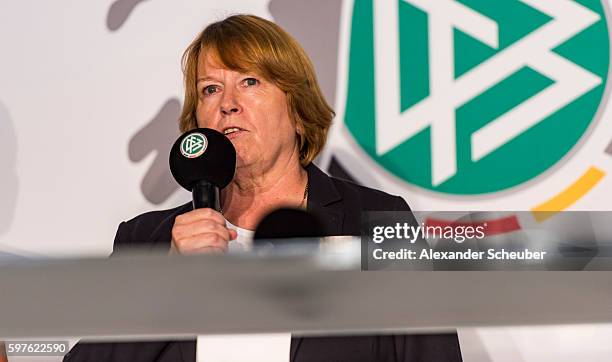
[254,208,325,241]
[169,128,236,191]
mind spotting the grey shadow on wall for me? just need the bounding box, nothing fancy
[107,0,181,204]
[0,102,18,235]
[269,0,343,108]
[107,0,150,31]
[128,98,181,205]
[606,138,612,156]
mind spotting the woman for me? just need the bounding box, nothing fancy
[65,15,462,362]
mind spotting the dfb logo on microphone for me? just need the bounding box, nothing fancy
[180,133,207,159]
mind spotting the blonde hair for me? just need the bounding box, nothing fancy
[179,14,334,165]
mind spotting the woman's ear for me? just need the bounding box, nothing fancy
[295,120,305,136]
[295,122,306,158]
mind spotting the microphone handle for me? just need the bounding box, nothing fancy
[192,180,220,211]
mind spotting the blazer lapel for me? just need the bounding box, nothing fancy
[177,341,196,362]
[154,340,195,362]
[151,202,192,246]
[305,163,344,236]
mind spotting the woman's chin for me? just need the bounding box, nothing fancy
[234,155,252,169]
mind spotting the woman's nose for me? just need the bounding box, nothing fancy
[220,88,242,115]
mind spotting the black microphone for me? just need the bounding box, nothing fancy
[254,208,326,249]
[169,128,236,210]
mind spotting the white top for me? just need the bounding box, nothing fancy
[196,219,291,362]
[226,219,255,252]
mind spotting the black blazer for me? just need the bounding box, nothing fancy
[65,164,462,362]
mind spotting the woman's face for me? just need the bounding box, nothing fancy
[195,53,299,171]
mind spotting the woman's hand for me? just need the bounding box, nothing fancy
[170,208,238,254]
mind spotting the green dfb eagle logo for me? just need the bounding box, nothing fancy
[344,0,610,194]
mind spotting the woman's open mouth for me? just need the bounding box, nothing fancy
[223,127,244,139]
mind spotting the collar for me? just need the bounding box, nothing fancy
[304,163,342,208]
[305,163,344,236]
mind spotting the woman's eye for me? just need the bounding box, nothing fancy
[243,78,258,87]
[202,85,219,96]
